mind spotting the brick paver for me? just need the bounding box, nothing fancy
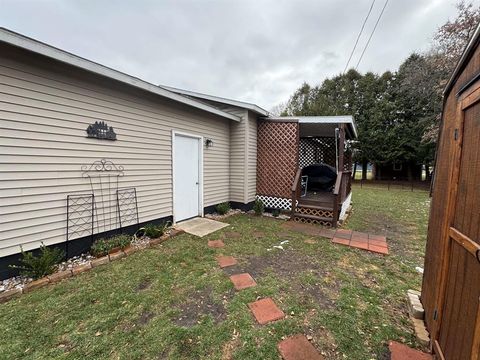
[217,256,238,268]
[332,237,350,245]
[331,229,389,254]
[280,223,388,255]
[388,341,432,360]
[208,240,225,248]
[230,273,256,290]
[277,335,324,360]
[318,228,336,238]
[248,298,285,325]
[350,240,369,250]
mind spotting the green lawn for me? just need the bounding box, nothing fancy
[0,185,430,359]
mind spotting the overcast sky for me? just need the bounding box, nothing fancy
[1,0,478,110]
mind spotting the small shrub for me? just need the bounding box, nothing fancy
[144,222,169,238]
[115,234,132,249]
[144,223,161,238]
[272,208,280,217]
[91,234,132,257]
[216,202,231,215]
[90,238,109,257]
[10,243,64,280]
[253,198,265,216]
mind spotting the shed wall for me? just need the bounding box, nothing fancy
[422,40,480,347]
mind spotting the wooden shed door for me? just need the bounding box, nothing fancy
[435,86,480,359]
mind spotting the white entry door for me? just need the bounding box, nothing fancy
[173,133,201,222]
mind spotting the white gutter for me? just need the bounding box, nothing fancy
[162,85,270,116]
[261,115,358,138]
[0,27,240,122]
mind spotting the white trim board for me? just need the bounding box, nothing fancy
[171,130,204,224]
[264,115,358,138]
[162,85,269,116]
[340,192,352,221]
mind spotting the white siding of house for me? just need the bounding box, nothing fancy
[171,99,259,205]
[0,45,231,257]
[229,109,248,203]
[246,111,257,202]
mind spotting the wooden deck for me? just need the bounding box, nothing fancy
[298,191,335,209]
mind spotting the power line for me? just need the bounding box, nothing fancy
[343,0,377,74]
[355,0,390,70]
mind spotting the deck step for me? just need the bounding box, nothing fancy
[296,204,333,211]
[297,198,334,207]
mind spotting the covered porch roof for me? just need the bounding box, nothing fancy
[263,115,357,139]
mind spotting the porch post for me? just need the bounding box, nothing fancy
[338,124,345,172]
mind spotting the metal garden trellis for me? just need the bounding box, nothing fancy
[81,158,124,235]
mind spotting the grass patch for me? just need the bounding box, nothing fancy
[0,185,429,359]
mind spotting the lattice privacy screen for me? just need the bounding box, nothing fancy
[256,195,293,211]
[256,121,299,198]
[293,216,332,227]
[343,149,353,171]
[299,137,337,168]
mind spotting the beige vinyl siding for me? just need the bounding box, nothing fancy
[0,45,231,257]
[175,98,259,204]
[184,97,248,204]
[229,109,248,202]
[246,111,257,202]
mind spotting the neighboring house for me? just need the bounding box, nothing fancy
[373,161,422,181]
[0,28,356,279]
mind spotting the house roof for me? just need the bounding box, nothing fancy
[0,27,241,122]
[161,85,270,116]
[264,115,358,138]
[444,22,480,96]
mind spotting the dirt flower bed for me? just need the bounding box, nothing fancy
[0,276,30,293]
[0,253,94,295]
[0,227,183,301]
[131,227,172,249]
[205,208,243,220]
[56,253,95,272]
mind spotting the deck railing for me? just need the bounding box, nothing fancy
[290,168,302,217]
[291,169,353,224]
[332,171,352,226]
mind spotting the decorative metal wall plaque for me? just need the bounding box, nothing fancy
[86,121,117,140]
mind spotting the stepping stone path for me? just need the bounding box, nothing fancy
[278,335,325,360]
[206,229,419,358]
[248,298,285,325]
[332,230,388,254]
[388,341,432,360]
[281,222,389,255]
[207,240,225,248]
[216,255,237,268]
[229,273,257,290]
[208,234,325,359]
